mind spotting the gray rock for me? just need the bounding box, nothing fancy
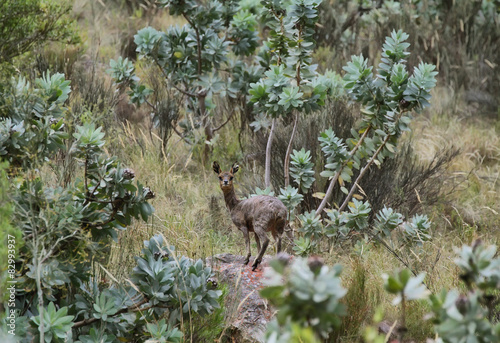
[206,253,275,343]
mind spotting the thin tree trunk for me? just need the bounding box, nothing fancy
[400,295,407,342]
[36,256,44,343]
[183,13,213,164]
[265,118,276,188]
[203,124,212,163]
[199,93,212,164]
[284,112,299,187]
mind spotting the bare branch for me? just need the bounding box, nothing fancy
[316,125,372,215]
[213,110,236,133]
[265,118,277,188]
[339,133,391,211]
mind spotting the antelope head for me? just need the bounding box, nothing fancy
[213,161,239,192]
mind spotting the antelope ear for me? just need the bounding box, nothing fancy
[230,162,239,174]
[212,161,221,174]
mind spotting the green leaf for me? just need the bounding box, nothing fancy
[30,302,74,342]
[290,148,315,193]
[260,285,284,299]
[36,71,71,104]
[135,26,162,56]
[383,273,404,294]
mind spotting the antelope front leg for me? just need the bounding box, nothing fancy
[240,227,251,265]
[252,230,269,271]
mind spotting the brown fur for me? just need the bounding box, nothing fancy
[213,161,287,271]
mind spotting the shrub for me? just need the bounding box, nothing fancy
[0,72,70,168]
[0,72,221,341]
[250,28,440,258]
[359,137,460,217]
[0,162,22,302]
[261,255,346,340]
[262,241,500,342]
[0,0,79,72]
[258,29,440,276]
[108,0,264,161]
[315,1,500,97]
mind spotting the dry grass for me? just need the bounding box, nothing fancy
[326,236,466,341]
[106,125,254,280]
[73,0,185,63]
[412,88,500,232]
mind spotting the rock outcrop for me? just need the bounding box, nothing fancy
[207,253,275,343]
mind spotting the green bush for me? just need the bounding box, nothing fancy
[0,0,79,72]
[262,241,500,342]
[108,0,265,159]
[0,72,70,168]
[0,72,221,342]
[261,255,346,340]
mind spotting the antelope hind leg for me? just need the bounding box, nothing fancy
[252,230,269,271]
[254,232,261,253]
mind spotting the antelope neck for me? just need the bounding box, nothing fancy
[223,186,240,211]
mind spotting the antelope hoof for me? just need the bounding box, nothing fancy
[243,257,250,265]
[251,259,261,271]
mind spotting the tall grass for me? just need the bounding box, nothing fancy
[412,92,500,231]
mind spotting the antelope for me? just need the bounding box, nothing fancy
[213,161,287,271]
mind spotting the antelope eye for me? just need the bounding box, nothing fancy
[229,177,233,181]
[218,177,223,181]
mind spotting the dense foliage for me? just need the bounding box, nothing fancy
[0,74,221,341]
[260,239,500,342]
[0,0,79,70]
[109,0,265,157]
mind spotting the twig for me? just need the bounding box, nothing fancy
[152,58,196,98]
[144,97,190,144]
[213,110,236,133]
[370,233,431,291]
[40,230,79,265]
[339,133,391,211]
[84,154,89,198]
[83,175,104,206]
[316,125,372,214]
